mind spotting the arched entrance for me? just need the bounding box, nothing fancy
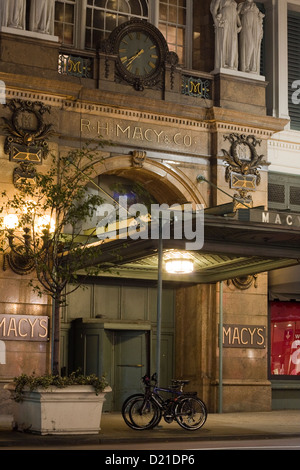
[68,153,205,410]
[89,153,205,206]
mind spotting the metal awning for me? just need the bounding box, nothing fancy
[77,208,300,284]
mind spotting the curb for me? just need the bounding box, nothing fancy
[0,430,299,448]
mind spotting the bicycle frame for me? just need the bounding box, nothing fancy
[140,376,195,419]
[150,386,183,407]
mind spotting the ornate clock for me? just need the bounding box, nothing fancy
[118,29,160,79]
[107,19,170,90]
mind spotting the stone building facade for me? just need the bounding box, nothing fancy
[0,0,300,420]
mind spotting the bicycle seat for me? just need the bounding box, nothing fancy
[171,379,190,386]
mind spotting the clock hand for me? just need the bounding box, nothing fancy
[126,49,144,67]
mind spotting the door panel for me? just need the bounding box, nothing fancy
[113,330,149,410]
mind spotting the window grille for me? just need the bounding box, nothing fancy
[268,183,285,204]
[290,186,300,206]
[268,173,300,212]
[58,53,93,78]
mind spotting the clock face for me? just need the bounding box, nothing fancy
[118,29,161,79]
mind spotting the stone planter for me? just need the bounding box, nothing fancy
[5,384,112,435]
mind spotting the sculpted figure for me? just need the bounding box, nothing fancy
[0,0,7,26]
[0,0,26,29]
[30,0,55,35]
[238,0,264,74]
[210,0,241,70]
[210,0,223,69]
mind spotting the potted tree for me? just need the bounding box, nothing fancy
[1,142,114,434]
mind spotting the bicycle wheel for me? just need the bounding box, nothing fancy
[129,396,162,430]
[174,396,207,430]
[122,394,145,429]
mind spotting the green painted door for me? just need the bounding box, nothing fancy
[113,330,149,410]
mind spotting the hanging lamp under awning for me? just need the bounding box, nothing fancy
[165,257,194,274]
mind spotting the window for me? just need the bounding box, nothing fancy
[271,301,300,377]
[55,0,76,46]
[268,173,300,212]
[85,0,149,49]
[158,0,187,65]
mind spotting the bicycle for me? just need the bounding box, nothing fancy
[122,373,207,431]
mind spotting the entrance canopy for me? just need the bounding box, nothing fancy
[78,208,300,284]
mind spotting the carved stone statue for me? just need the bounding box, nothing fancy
[29,0,55,35]
[0,0,26,29]
[0,0,7,26]
[210,0,223,70]
[210,0,241,70]
[238,0,264,74]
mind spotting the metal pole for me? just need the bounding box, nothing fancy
[156,216,163,386]
[218,280,223,413]
[51,298,55,373]
[196,175,250,209]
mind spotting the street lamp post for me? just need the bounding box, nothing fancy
[156,215,163,387]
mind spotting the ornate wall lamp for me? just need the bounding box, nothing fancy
[2,212,54,275]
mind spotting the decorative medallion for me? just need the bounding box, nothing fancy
[222,134,266,201]
[227,275,258,290]
[2,99,53,163]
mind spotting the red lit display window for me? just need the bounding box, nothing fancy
[271,301,300,376]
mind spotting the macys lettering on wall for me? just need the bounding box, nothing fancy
[0,314,49,342]
[79,117,203,155]
[223,324,266,349]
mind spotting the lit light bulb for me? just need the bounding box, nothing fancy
[23,200,37,214]
[165,258,194,274]
[3,214,19,230]
[35,215,55,234]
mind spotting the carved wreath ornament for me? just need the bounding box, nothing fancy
[2,99,52,159]
[222,133,266,188]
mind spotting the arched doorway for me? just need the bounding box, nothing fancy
[87,153,205,206]
[67,154,205,410]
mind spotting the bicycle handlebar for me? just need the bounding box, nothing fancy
[141,374,190,389]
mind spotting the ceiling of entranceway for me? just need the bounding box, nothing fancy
[98,250,297,284]
[79,213,300,284]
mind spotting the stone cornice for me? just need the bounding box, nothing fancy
[1,86,289,140]
[206,107,289,137]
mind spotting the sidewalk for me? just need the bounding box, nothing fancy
[0,409,299,448]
